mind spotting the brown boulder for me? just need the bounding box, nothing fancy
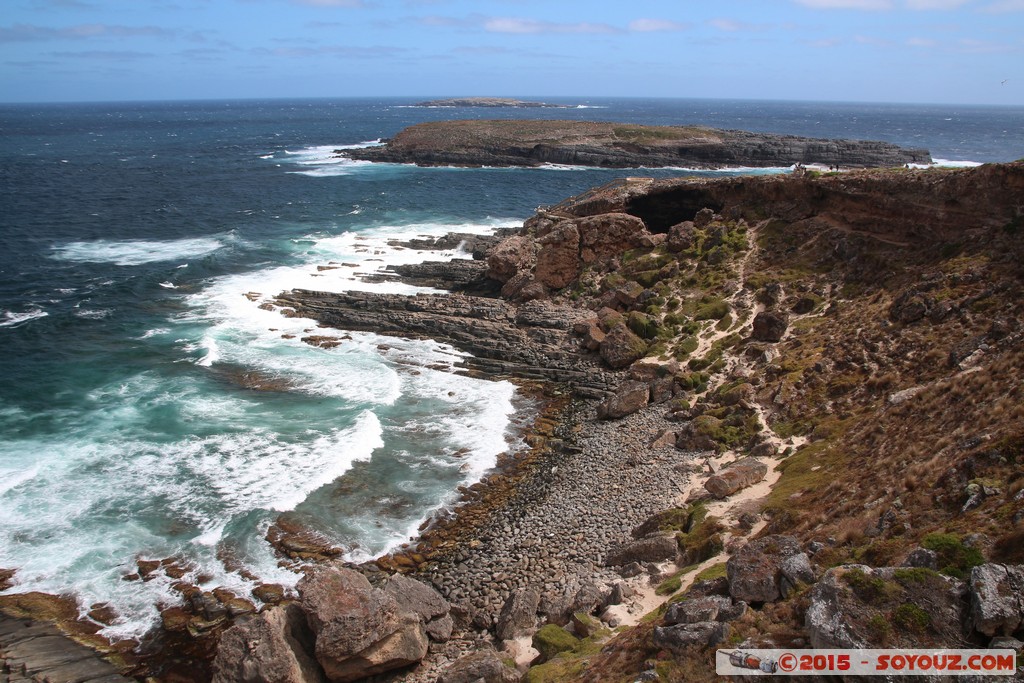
[704,457,768,499]
[574,212,652,264]
[486,235,536,283]
[438,649,518,683]
[298,567,428,682]
[596,380,650,420]
[381,574,452,642]
[599,324,647,369]
[666,221,696,253]
[605,535,678,567]
[500,271,548,301]
[212,603,325,683]
[495,588,540,641]
[751,311,789,342]
[727,535,807,604]
[534,222,580,289]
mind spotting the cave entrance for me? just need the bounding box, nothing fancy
[627,187,726,234]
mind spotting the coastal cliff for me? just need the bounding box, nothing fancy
[7,162,1022,682]
[339,119,932,169]
[265,162,1023,682]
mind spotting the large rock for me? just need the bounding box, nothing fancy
[605,535,678,567]
[599,324,647,369]
[653,621,730,652]
[298,567,428,682]
[806,565,969,650]
[664,595,733,625]
[969,564,1024,636]
[438,649,519,683]
[486,235,536,283]
[495,588,540,641]
[596,380,650,419]
[212,603,326,683]
[575,212,652,264]
[534,222,580,289]
[780,552,816,597]
[666,221,696,253]
[889,289,936,324]
[804,566,872,650]
[704,457,768,498]
[751,311,789,342]
[726,535,805,603]
[381,574,453,642]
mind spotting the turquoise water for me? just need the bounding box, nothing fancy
[0,97,1020,639]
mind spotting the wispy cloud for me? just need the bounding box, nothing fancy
[905,0,972,8]
[50,50,154,60]
[628,18,689,32]
[980,0,1024,10]
[907,36,939,46]
[708,18,775,31]
[0,23,171,42]
[250,44,408,58]
[482,17,619,34]
[794,0,893,9]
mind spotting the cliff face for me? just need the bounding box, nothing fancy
[482,161,1024,681]
[341,119,932,169]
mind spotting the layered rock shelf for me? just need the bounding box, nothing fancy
[340,119,932,169]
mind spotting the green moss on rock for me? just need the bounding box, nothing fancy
[532,624,580,663]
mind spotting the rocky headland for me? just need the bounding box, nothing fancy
[339,119,932,169]
[5,161,1024,682]
[412,98,572,109]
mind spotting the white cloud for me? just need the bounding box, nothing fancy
[710,18,742,31]
[804,37,844,46]
[906,36,938,46]
[904,0,971,8]
[483,17,617,34]
[628,18,689,32]
[980,0,1024,10]
[708,18,775,31]
[794,0,893,8]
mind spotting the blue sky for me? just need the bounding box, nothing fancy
[1,0,1021,104]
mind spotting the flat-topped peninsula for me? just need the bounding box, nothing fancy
[412,97,572,108]
[340,119,932,169]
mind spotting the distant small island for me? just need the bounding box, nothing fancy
[413,97,572,109]
[339,119,932,170]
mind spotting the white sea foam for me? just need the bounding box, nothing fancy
[3,215,522,640]
[0,308,48,328]
[52,236,224,266]
[277,141,383,177]
[134,327,170,340]
[930,159,984,168]
[74,308,111,320]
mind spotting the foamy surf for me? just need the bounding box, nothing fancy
[277,141,383,177]
[0,308,48,329]
[52,236,225,266]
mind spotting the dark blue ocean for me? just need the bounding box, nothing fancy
[0,97,1021,639]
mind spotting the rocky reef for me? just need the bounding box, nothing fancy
[340,119,932,169]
